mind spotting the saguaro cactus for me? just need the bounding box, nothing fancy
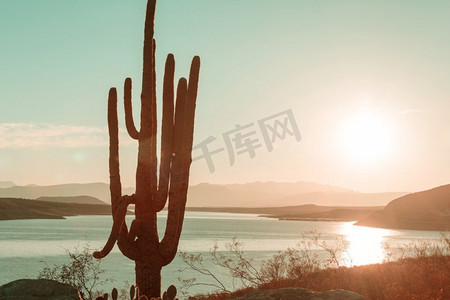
[93,0,200,298]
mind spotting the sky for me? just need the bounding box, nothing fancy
[0,0,449,193]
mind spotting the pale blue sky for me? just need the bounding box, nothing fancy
[0,0,449,192]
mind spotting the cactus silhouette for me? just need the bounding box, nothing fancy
[93,0,200,298]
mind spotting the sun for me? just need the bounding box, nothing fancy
[339,110,393,165]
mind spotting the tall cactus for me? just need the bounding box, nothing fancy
[93,0,200,298]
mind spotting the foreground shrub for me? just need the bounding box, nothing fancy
[39,244,111,300]
[178,231,351,296]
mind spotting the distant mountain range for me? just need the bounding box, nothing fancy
[0,181,407,207]
[1,181,448,230]
[0,182,134,204]
[187,182,406,207]
[190,183,450,230]
[356,184,450,230]
[0,181,15,189]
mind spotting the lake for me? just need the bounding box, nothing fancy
[0,212,445,297]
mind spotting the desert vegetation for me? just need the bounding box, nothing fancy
[177,232,450,299]
[39,245,111,300]
[38,232,449,299]
[38,245,178,300]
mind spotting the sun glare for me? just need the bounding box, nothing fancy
[341,223,397,266]
[340,110,393,165]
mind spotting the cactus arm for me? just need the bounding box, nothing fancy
[150,38,158,195]
[160,197,186,266]
[183,56,201,151]
[124,78,139,139]
[116,213,140,261]
[160,58,200,265]
[107,88,122,213]
[94,89,137,260]
[126,219,141,243]
[93,195,133,259]
[94,88,122,259]
[117,232,138,261]
[158,78,189,266]
[93,87,123,259]
[154,53,175,212]
[116,195,139,260]
[172,78,188,160]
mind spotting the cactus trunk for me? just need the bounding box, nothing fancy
[93,0,201,298]
[136,256,162,297]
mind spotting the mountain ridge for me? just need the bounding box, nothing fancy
[0,181,408,207]
[0,198,114,220]
[36,195,107,205]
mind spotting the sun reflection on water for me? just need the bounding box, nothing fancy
[340,223,399,266]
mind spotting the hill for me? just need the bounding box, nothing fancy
[356,184,450,230]
[0,198,114,220]
[36,195,106,205]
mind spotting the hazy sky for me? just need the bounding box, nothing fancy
[0,0,449,193]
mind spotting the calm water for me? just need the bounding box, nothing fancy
[0,212,444,297]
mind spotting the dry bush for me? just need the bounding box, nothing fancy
[178,231,351,297]
[180,231,450,300]
[39,244,111,300]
